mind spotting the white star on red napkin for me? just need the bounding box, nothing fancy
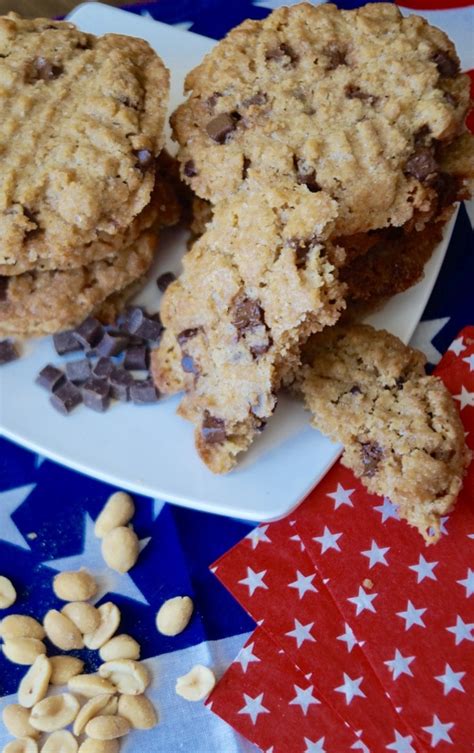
[238,692,269,724]
[448,336,466,356]
[334,673,366,704]
[327,483,355,509]
[238,567,268,596]
[303,736,326,753]
[396,600,426,630]
[289,684,320,715]
[361,540,389,568]
[454,385,474,410]
[246,525,271,550]
[446,615,474,645]
[386,730,416,753]
[288,570,318,599]
[456,568,474,597]
[337,622,358,653]
[434,664,466,695]
[234,642,260,673]
[408,555,438,583]
[384,649,415,681]
[285,619,316,648]
[373,497,399,522]
[312,526,342,553]
[422,714,454,746]
[347,586,378,616]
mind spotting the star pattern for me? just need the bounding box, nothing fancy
[434,664,465,696]
[303,737,326,753]
[422,715,454,746]
[408,555,438,584]
[334,673,366,705]
[288,570,318,599]
[289,684,320,715]
[337,623,358,653]
[374,497,399,523]
[238,693,270,724]
[446,615,474,645]
[386,730,416,752]
[384,649,415,681]
[456,568,474,597]
[246,525,271,550]
[463,353,474,371]
[234,642,260,673]
[0,484,35,551]
[396,601,426,630]
[453,385,474,410]
[312,526,342,554]
[361,540,389,569]
[327,483,355,509]
[285,619,316,648]
[238,567,268,597]
[347,586,378,616]
[448,336,466,356]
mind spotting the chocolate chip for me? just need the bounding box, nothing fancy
[0,276,8,302]
[242,157,251,180]
[201,411,226,444]
[232,295,264,335]
[109,367,133,401]
[50,381,82,415]
[349,385,362,395]
[345,85,378,106]
[413,125,432,148]
[157,272,176,292]
[124,346,149,371]
[82,378,110,413]
[65,359,91,384]
[184,160,198,177]
[73,317,104,350]
[26,56,63,82]
[206,91,222,110]
[177,328,200,346]
[206,113,237,144]
[0,339,19,365]
[360,441,384,477]
[35,364,65,392]
[405,147,438,182]
[288,236,318,269]
[323,44,347,70]
[93,357,114,379]
[443,91,458,107]
[181,354,199,374]
[126,308,162,341]
[53,329,83,356]
[242,92,267,107]
[130,378,159,404]
[432,50,459,77]
[265,43,298,65]
[134,149,155,171]
[96,331,129,357]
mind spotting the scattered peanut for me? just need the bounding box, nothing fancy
[101,528,139,574]
[53,570,97,602]
[49,656,84,686]
[18,655,52,709]
[68,675,116,699]
[41,731,78,753]
[99,660,150,695]
[73,695,118,737]
[85,716,130,741]
[62,603,100,635]
[175,664,216,701]
[0,616,45,641]
[2,705,40,740]
[94,492,135,539]
[3,739,38,753]
[156,596,194,637]
[77,741,119,753]
[83,603,120,650]
[2,638,46,666]
[117,694,157,730]
[0,576,16,609]
[43,610,84,651]
[30,694,80,733]
[99,634,140,662]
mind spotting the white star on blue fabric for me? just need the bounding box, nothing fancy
[238,692,269,724]
[246,525,271,550]
[44,513,149,605]
[422,715,454,746]
[288,570,318,599]
[238,567,268,597]
[327,483,355,509]
[396,600,426,630]
[435,664,465,696]
[386,730,416,752]
[289,684,320,715]
[234,642,260,673]
[0,484,35,550]
[410,317,449,365]
[337,623,358,653]
[448,337,466,357]
[457,568,474,597]
[303,737,326,753]
[335,673,366,705]
[374,497,399,523]
[361,540,390,569]
[347,586,378,616]
[454,385,474,410]
[152,498,166,520]
[408,555,438,584]
[462,354,474,371]
[312,526,342,554]
[446,615,474,645]
[384,649,415,680]
[285,619,316,648]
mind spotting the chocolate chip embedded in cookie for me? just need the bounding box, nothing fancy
[299,324,471,542]
[172,2,471,236]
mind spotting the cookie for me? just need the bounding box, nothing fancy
[151,183,346,473]
[0,13,169,270]
[0,231,157,338]
[299,323,470,541]
[172,2,471,236]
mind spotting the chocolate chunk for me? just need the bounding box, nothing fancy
[134,149,155,170]
[405,147,438,182]
[73,317,104,350]
[0,339,19,365]
[242,92,267,107]
[157,272,176,292]
[109,367,133,402]
[93,357,114,379]
[232,295,264,335]
[265,43,298,64]
[181,354,199,374]
[432,50,459,78]
[36,364,65,392]
[242,156,251,180]
[65,359,91,384]
[96,331,129,357]
[288,236,318,269]
[53,329,82,356]
[324,44,347,70]
[413,125,432,148]
[349,385,362,395]
[206,113,237,144]
[206,91,223,110]
[126,308,162,341]
[184,160,198,178]
[130,378,159,404]
[360,441,384,477]
[50,381,82,415]
[124,346,150,371]
[0,276,8,302]
[201,411,226,444]
[177,328,200,346]
[26,56,63,82]
[82,377,110,413]
[345,85,378,106]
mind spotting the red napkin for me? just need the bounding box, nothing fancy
[209,327,474,753]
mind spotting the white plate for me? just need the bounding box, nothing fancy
[0,3,458,522]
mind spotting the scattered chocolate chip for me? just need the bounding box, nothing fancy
[109,367,133,401]
[265,43,298,64]
[206,91,223,110]
[73,317,104,350]
[242,156,251,180]
[432,50,459,78]
[93,357,114,379]
[405,147,438,182]
[157,272,176,292]
[177,328,200,346]
[206,113,237,144]
[82,377,110,413]
[0,276,8,302]
[232,295,264,335]
[130,378,159,404]
[323,44,347,70]
[96,331,129,357]
[181,354,199,374]
[242,92,267,107]
[124,346,149,371]
[288,236,318,269]
[50,381,82,415]
[349,385,362,395]
[126,308,162,341]
[35,364,65,392]
[345,85,378,106]
[250,341,271,358]
[65,359,91,385]
[201,411,226,444]
[53,329,83,356]
[0,339,19,365]
[26,56,63,82]
[134,149,155,171]
[184,160,198,178]
[360,441,384,477]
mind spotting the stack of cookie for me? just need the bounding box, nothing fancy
[0,13,174,338]
[151,2,474,473]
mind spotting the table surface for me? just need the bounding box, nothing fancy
[0,0,129,18]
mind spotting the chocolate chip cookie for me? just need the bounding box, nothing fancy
[299,324,470,541]
[173,2,471,236]
[0,13,169,270]
[151,182,346,473]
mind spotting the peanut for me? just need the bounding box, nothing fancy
[94,492,135,538]
[77,741,119,753]
[2,705,40,739]
[101,527,139,574]
[30,694,80,732]
[49,656,84,686]
[3,740,38,753]
[99,634,140,662]
[156,596,193,637]
[99,660,150,695]
[85,716,130,741]
[117,694,157,730]
[175,664,216,701]
[53,570,97,602]
[0,575,16,609]
[73,694,117,737]
[18,655,52,708]
[68,675,116,699]
[0,615,45,641]
[43,610,83,651]
[62,603,100,635]
[83,603,120,651]
[41,731,78,753]
[2,638,46,665]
